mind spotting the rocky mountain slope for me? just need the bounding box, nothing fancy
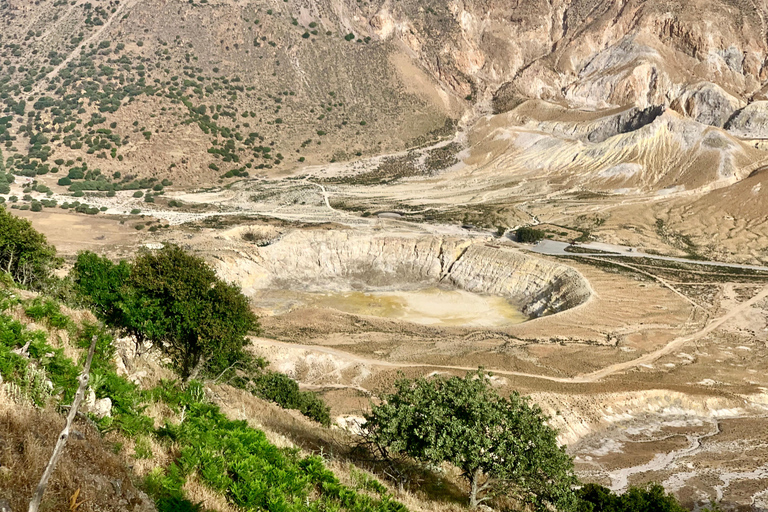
[4,0,768,261]
[5,0,768,185]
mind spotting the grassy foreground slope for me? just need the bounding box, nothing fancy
[0,289,409,512]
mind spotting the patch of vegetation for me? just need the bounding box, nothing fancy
[516,226,545,243]
[364,370,576,510]
[73,246,260,380]
[0,207,61,288]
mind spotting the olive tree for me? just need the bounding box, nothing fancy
[364,370,577,511]
[72,251,131,326]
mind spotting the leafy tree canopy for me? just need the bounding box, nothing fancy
[364,370,578,511]
[516,226,545,244]
[73,245,260,379]
[576,483,687,512]
[0,206,60,288]
[72,251,130,325]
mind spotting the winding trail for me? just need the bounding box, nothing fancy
[304,180,335,211]
[587,256,708,311]
[609,419,721,492]
[252,284,768,385]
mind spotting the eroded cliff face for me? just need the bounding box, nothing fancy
[213,230,591,317]
[465,104,762,194]
[359,0,768,129]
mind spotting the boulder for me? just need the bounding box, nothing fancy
[83,388,112,418]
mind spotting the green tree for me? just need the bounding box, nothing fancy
[124,245,260,379]
[0,207,60,288]
[516,226,545,243]
[72,251,131,326]
[365,370,577,510]
[576,483,686,512]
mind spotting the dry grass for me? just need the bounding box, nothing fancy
[183,474,242,512]
[0,392,154,512]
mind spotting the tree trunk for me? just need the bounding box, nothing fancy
[186,355,208,382]
[469,468,482,509]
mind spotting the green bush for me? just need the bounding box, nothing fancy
[24,297,71,329]
[252,371,331,426]
[516,226,545,243]
[151,400,406,512]
[576,483,687,512]
[0,207,61,288]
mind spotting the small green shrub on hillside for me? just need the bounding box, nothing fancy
[150,400,407,512]
[252,371,331,426]
[24,297,71,329]
[576,483,687,512]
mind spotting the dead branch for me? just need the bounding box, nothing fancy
[28,335,98,512]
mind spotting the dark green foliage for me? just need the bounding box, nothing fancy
[72,251,131,326]
[0,295,78,405]
[155,496,204,512]
[252,371,331,426]
[576,483,687,512]
[365,371,577,510]
[516,226,545,243]
[0,207,61,288]
[124,245,260,378]
[75,246,260,380]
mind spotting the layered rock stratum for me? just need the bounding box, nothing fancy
[214,231,591,317]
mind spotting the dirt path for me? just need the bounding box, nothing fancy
[304,180,336,211]
[587,257,708,311]
[251,285,768,384]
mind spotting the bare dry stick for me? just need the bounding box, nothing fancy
[28,335,98,512]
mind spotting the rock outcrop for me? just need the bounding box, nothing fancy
[670,82,745,127]
[726,101,768,138]
[368,0,768,127]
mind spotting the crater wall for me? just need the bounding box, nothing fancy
[215,230,591,317]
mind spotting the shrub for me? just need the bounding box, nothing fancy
[516,226,545,243]
[252,371,330,426]
[23,298,71,329]
[366,371,576,510]
[576,483,686,512]
[0,207,60,288]
[109,245,260,379]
